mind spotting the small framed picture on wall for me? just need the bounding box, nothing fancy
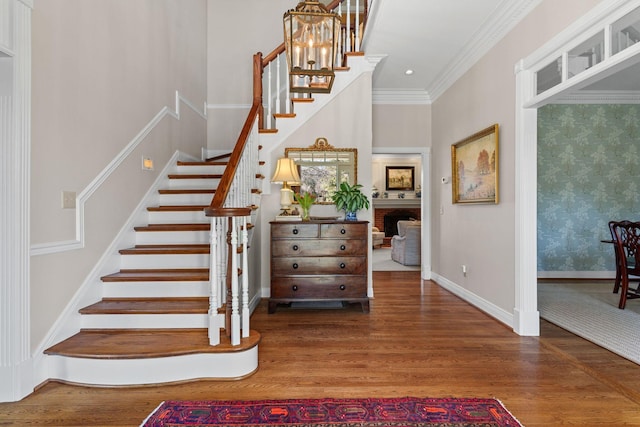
[385,166,415,191]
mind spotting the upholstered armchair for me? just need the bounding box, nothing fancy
[372,226,385,249]
[391,220,421,266]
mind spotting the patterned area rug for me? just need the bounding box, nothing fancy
[140,397,522,426]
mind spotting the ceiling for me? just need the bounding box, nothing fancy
[360,0,640,103]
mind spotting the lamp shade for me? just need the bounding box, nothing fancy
[271,158,301,185]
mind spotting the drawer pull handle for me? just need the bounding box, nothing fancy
[340,228,346,234]
[340,284,346,290]
[293,228,299,235]
[340,245,346,251]
[293,263,299,269]
[292,245,299,251]
[292,285,298,291]
[340,262,346,269]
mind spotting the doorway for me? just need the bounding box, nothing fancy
[372,148,430,279]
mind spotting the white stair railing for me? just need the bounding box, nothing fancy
[205,105,259,346]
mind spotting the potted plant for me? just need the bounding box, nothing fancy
[332,181,370,221]
[294,191,316,221]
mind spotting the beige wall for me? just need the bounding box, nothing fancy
[431,0,601,315]
[30,0,207,348]
[206,0,298,149]
[373,104,431,148]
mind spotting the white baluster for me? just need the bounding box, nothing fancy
[208,216,220,345]
[355,0,360,52]
[284,53,291,114]
[242,216,250,338]
[276,55,281,115]
[346,0,351,53]
[267,62,273,129]
[230,217,240,345]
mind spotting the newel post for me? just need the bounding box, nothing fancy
[253,52,264,130]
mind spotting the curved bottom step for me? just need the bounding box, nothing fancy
[44,329,260,386]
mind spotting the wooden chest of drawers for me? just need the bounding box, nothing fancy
[269,220,369,313]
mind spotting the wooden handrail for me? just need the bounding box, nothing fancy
[204,100,260,217]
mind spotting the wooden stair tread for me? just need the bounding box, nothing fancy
[119,244,210,255]
[177,160,228,166]
[147,205,208,212]
[79,297,208,314]
[205,153,232,162]
[101,269,209,282]
[44,329,261,359]
[158,189,215,194]
[168,174,222,179]
[134,223,210,232]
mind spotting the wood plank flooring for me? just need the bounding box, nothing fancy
[2,271,640,426]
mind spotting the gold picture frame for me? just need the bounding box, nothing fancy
[451,124,499,204]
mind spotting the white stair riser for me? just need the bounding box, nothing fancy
[45,348,258,386]
[176,165,225,174]
[169,178,219,190]
[135,231,210,245]
[103,281,210,298]
[81,313,208,329]
[147,210,209,224]
[159,193,213,205]
[120,253,209,269]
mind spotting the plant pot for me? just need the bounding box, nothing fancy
[345,211,357,221]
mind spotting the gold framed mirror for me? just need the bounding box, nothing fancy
[285,138,357,205]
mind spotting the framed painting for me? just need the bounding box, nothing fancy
[385,166,415,191]
[451,124,499,204]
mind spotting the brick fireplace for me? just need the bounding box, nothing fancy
[374,207,421,237]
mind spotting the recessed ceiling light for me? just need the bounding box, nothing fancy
[405,69,414,75]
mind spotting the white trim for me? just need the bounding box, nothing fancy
[372,89,431,105]
[43,347,258,386]
[514,0,640,337]
[373,146,431,282]
[30,91,207,256]
[207,103,252,110]
[554,90,640,104]
[0,0,32,403]
[429,0,543,101]
[538,271,616,279]
[431,273,514,328]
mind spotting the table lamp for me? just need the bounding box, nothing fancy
[271,157,301,215]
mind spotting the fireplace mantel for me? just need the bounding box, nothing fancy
[372,198,422,208]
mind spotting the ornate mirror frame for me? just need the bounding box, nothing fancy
[285,138,358,204]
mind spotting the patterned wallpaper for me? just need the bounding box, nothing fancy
[537,104,640,271]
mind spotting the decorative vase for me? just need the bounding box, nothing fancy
[301,206,311,221]
[345,211,357,221]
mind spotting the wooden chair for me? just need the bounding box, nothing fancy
[610,220,640,309]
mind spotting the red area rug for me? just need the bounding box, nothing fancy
[141,397,522,426]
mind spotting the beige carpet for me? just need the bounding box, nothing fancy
[538,281,640,365]
[371,247,420,271]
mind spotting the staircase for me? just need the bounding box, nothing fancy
[41,0,371,388]
[43,157,260,386]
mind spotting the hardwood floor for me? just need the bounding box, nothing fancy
[2,271,640,426]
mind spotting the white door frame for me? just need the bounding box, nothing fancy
[373,147,431,280]
[514,0,640,335]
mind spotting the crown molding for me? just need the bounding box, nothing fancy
[372,89,431,105]
[553,90,640,104]
[429,0,543,101]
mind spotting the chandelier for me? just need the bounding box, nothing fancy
[283,1,341,94]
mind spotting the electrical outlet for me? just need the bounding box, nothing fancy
[62,191,76,209]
